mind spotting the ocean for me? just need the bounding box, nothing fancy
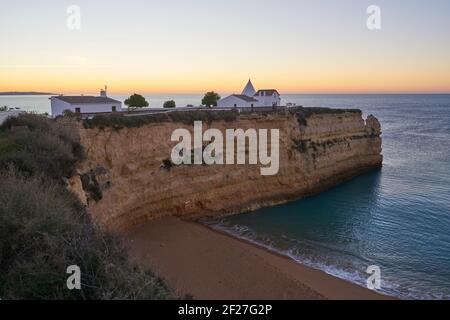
[2,93,450,299]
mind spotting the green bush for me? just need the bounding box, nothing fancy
[201,91,220,107]
[0,114,84,179]
[163,100,176,109]
[0,136,22,155]
[124,94,149,110]
[62,109,78,118]
[0,169,168,300]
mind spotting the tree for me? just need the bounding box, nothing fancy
[0,106,8,112]
[201,91,220,107]
[163,100,176,108]
[124,94,149,110]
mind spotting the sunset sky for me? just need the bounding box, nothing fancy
[1,0,450,94]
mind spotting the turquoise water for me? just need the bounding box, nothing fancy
[204,94,450,300]
[2,93,450,299]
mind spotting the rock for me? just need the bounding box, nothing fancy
[73,111,382,230]
[366,115,381,135]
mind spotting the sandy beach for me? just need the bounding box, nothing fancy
[124,217,391,300]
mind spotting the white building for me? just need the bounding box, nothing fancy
[253,89,281,107]
[216,94,259,108]
[218,79,281,108]
[50,88,122,117]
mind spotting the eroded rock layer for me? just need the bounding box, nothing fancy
[68,110,382,230]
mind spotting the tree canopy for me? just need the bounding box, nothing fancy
[201,92,220,107]
[124,94,149,110]
[163,100,176,108]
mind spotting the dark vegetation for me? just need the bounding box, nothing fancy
[0,114,84,179]
[124,93,149,110]
[161,158,174,171]
[83,109,240,130]
[0,114,169,299]
[201,91,221,107]
[163,100,176,108]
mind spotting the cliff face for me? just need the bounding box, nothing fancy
[68,110,382,231]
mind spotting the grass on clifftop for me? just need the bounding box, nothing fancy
[81,107,361,130]
[0,113,170,300]
[83,109,239,130]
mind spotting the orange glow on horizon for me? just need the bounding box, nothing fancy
[1,58,449,94]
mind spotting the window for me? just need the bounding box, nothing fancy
[75,108,81,113]
[234,104,237,107]
[112,106,117,112]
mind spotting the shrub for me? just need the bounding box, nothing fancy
[83,113,170,130]
[124,94,149,110]
[161,158,174,171]
[0,136,22,155]
[83,109,239,129]
[0,169,169,300]
[62,109,77,118]
[0,113,171,299]
[0,114,84,179]
[201,91,220,107]
[163,100,176,109]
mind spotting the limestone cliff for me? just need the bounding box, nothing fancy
[68,109,382,230]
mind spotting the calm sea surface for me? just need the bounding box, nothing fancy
[2,93,450,299]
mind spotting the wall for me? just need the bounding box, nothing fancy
[254,93,281,107]
[217,95,253,108]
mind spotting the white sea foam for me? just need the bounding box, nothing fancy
[202,219,449,300]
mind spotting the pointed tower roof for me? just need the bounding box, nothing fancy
[241,79,256,97]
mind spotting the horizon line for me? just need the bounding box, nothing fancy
[2,91,449,96]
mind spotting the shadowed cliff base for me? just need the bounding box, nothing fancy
[125,216,392,300]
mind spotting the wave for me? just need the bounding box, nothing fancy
[201,218,449,300]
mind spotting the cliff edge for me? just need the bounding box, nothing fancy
[67,108,382,230]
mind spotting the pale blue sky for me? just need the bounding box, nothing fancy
[1,0,449,93]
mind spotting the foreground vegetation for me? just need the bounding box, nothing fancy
[0,114,169,299]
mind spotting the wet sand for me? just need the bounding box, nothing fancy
[124,216,392,300]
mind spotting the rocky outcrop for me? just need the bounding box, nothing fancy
[68,109,382,230]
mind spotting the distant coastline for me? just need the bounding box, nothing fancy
[0,92,58,96]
